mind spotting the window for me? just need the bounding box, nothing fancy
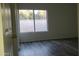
[19,9,48,33]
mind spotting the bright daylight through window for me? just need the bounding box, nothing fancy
[19,9,48,33]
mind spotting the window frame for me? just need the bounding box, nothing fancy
[18,9,48,33]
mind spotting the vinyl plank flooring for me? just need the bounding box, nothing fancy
[18,38,78,56]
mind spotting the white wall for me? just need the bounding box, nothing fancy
[18,3,77,42]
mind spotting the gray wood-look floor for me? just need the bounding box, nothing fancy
[18,38,78,56]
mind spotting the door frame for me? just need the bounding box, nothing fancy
[10,4,19,56]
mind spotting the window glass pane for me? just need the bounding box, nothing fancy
[19,10,34,32]
[34,10,48,32]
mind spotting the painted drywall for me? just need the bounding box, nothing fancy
[18,4,77,42]
[0,4,4,56]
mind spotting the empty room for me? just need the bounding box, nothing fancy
[0,3,78,56]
